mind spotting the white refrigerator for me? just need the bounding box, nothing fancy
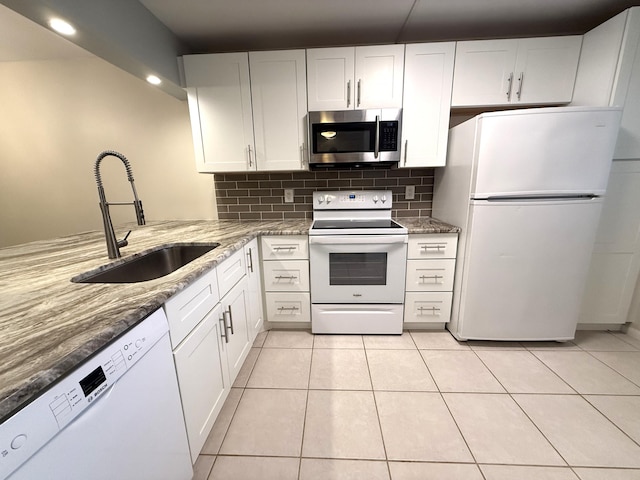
[433,106,622,341]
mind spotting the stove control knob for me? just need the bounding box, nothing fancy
[326,195,333,204]
[381,195,387,203]
[373,196,379,203]
[318,196,324,204]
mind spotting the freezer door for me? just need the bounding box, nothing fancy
[472,108,621,198]
[455,198,603,341]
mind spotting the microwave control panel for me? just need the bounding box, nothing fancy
[379,121,398,151]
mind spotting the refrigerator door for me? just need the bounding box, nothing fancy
[455,197,603,341]
[472,108,621,198]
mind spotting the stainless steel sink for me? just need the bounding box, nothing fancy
[72,243,220,283]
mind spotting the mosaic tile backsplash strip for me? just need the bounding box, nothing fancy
[214,167,435,221]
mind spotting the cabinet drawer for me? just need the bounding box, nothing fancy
[408,234,458,259]
[261,236,308,260]
[404,292,453,323]
[216,248,246,298]
[406,259,455,291]
[263,260,310,291]
[265,292,311,323]
[164,267,220,348]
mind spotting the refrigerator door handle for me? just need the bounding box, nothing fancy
[482,194,599,202]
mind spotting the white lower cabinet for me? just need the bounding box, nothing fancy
[173,303,227,463]
[244,238,264,341]
[261,236,310,325]
[404,233,458,327]
[164,251,252,463]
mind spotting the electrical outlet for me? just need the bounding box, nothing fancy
[405,185,415,200]
[284,188,294,203]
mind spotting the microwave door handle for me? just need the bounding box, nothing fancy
[374,115,380,159]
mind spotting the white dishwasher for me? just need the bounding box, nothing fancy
[1,308,193,480]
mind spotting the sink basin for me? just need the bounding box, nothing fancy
[72,243,220,283]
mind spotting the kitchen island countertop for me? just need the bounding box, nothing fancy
[0,217,458,421]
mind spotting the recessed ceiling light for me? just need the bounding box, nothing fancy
[49,18,76,36]
[146,75,162,85]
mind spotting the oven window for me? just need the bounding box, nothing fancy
[329,253,387,285]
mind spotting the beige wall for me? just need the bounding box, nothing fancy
[0,56,216,248]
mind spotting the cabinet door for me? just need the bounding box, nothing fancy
[249,50,308,171]
[244,238,264,342]
[306,47,355,110]
[579,160,640,325]
[513,36,582,105]
[401,42,455,168]
[183,53,255,172]
[221,277,251,381]
[452,39,518,107]
[173,304,228,462]
[355,44,405,109]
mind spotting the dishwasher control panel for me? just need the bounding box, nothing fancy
[0,309,169,480]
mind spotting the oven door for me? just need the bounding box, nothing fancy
[309,235,407,304]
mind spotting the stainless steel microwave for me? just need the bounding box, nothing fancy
[308,109,402,167]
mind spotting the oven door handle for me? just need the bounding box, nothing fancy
[309,235,408,245]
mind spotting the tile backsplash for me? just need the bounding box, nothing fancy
[214,167,435,221]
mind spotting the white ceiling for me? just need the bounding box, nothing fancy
[139,0,640,53]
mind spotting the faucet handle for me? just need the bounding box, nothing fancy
[117,230,132,249]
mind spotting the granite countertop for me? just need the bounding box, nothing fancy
[0,216,457,422]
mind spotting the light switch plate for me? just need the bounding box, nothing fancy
[405,185,415,200]
[284,189,294,203]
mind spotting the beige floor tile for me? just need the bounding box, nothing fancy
[590,351,640,386]
[467,340,525,350]
[612,332,640,350]
[309,349,372,390]
[201,388,243,454]
[299,459,389,480]
[480,465,579,480]
[232,347,260,387]
[263,330,314,348]
[573,331,639,351]
[420,350,505,392]
[443,393,565,465]
[220,389,306,456]
[313,334,364,349]
[410,330,471,350]
[209,456,299,480]
[375,391,474,462]
[476,350,574,393]
[523,341,580,351]
[366,349,437,391]
[363,333,416,349]
[513,394,640,468]
[246,348,311,389]
[253,330,268,347]
[574,468,640,480]
[302,390,385,460]
[388,462,483,480]
[192,455,215,480]
[586,395,640,444]
[532,351,640,394]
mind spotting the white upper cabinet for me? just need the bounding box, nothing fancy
[571,7,640,159]
[184,50,308,172]
[249,50,308,171]
[183,53,255,173]
[400,42,455,168]
[307,45,405,111]
[452,36,582,107]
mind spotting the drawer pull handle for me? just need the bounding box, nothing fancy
[277,306,299,312]
[417,306,441,315]
[420,274,443,283]
[275,275,298,281]
[421,244,445,251]
[273,246,296,251]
